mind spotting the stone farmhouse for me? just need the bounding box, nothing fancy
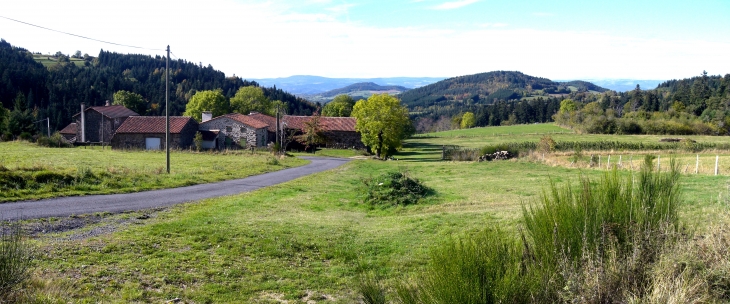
[70,103,139,144]
[282,115,364,149]
[111,116,199,150]
[198,112,269,149]
[58,122,77,142]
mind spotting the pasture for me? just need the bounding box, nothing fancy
[5,124,730,302]
[0,141,306,202]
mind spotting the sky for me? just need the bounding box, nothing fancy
[2,0,729,80]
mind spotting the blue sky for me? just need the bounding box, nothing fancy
[2,0,729,80]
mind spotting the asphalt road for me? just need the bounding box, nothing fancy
[0,157,351,221]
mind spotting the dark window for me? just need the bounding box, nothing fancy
[226,126,232,132]
[240,127,246,133]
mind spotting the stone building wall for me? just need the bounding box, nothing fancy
[199,117,267,149]
[323,131,364,149]
[75,111,129,144]
[111,133,185,150]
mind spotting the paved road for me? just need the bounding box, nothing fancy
[0,157,351,221]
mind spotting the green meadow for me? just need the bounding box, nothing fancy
[4,124,730,302]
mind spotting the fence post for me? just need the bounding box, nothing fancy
[696,154,699,174]
[715,155,719,176]
[599,155,601,168]
[657,155,660,172]
[618,155,622,168]
[607,155,611,169]
[442,145,445,160]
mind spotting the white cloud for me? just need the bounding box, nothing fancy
[432,0,479,10]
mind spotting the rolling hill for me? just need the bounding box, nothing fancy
[302,82,410,103]
[252,75,444,95]
[398,71,609,109]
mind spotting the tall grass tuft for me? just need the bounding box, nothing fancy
[0,223,34,300]
[396,228,530,304]
[521,158,681,301]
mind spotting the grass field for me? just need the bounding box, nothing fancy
[0,141,306,202]
[32,54,86,67]
[5,125,730,302]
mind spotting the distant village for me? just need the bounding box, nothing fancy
[59,102,364,151]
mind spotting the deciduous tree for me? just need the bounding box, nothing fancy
[295,112,325,153]
[461,112,475,129]
[183,89,229,122]
[322,94,355,117]
[351,94,410,158]
[112,90,147,115]
[230,86,272,115]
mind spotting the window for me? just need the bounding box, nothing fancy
[226,126,232,132]
[240,127,246,133]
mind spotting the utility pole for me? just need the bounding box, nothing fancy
[276,103,280,153]
[166,45,170,174]
[33,118,50,138]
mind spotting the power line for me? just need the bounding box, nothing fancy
[0,15,165,51]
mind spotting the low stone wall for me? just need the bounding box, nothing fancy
[323,131,365,149]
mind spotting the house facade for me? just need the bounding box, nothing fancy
[111,116,199,150]
[198,113,269,149]
[72,104,139,144]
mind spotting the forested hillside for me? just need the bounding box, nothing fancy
[399,71,607,111]
[0,40,316,132]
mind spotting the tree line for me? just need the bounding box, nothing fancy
[0,39,316,138]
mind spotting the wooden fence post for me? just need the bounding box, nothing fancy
[657,155,660,172]
[618,155,622,168]
[696,154,699,174]
[598,155,601,168]
[607,155,611,169]
[715,155,719,176]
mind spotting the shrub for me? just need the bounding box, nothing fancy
[18,132,32,141]
[396,228,531,304]
[537,135,557,153]
[193,132,203,151]
[36,132,72,148]
[0,223,33,299]
[362,171,432,206]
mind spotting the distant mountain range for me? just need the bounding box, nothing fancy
[251,75,444,95]
[575,79,665,92]
[301,82,410,103]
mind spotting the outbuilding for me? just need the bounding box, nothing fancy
[198,113,269,149]
[111,116,199,150]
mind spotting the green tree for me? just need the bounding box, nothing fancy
[351,94,410,158]
[113,90,147,115]
[461,112,476,129]
[322,94,355,117]
[183,89,229,122]
[0,105,9,135]
[558,99,577,114]
[295,112,325,153]
[230,86,272,115]
[6,95,35,138]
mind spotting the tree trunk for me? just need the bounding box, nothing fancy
[376,130,383,158]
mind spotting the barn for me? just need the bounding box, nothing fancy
[198,113,269,149]
[111,116,199,150]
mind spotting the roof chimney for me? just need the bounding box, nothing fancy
[80,103,86,142]
[105,100,110,106]
[202,111,212,122]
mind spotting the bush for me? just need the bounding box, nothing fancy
[18,132,32,141]
[537,135,556,153]
[396,228,530,304]
[362,171,432,206]
[36,132,72,148]
[0,223,33,299]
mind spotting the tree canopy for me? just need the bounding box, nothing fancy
[183,89,228,122]
[322,94,355,117]
[351,94,410,158]
[230,86,272,115]
[460,112,475,129]
[113,90,146,115]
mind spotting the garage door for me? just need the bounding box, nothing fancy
[145,138,161,150]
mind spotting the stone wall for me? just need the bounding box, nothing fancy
[323,131,364,149]
[199,117,267,149]
[75,111,129,144]
[111,133,186,150]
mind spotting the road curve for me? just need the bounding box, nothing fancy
[0,157,351,221]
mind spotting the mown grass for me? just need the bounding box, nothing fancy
[0,141,307,202]
[22,153,730,302]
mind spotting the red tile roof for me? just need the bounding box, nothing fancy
[247,112,278,132]
[59,122,77,134]
[205,113,270,129]
[283,116,357,132]
[115,116,197,134]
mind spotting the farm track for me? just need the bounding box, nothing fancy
[0,157,350,221]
